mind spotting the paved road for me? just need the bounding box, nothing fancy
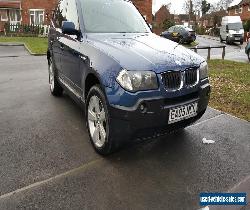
[195,35,249,63]
[0,47,249,210]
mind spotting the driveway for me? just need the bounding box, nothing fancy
[0,47,249,210]
[195,35,249,63]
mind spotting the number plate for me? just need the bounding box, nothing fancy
[168,102,198,124]
[172,32,178,36]
[235,37,240,40]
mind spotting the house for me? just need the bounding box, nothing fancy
[0,0,57,32]
[199,10,227,28]
[228,0,250,22]
[132,0,153,24]
[0,0,152,33]
[153,5,174,34]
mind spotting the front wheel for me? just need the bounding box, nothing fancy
[48,58,63,96]
[86,85,117,155]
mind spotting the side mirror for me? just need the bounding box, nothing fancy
[62,21,80,36]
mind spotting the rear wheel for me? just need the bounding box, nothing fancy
[86,85,117,155]
[48,58,63,96]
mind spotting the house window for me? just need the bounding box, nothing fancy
[30,9,44,25]
[235,8,238,14]
[248,5,250,11]
[239,6,243,13]
[9,10,21,22]
[0,9,8,21]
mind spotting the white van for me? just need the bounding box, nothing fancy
[220,16,244,45]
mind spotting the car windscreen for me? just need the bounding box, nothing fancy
[80,0,150,33]
[228,22,243,30]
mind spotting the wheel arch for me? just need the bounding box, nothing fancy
[84,73,102,101]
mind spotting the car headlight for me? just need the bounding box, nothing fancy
[116,69,158,92]
[199,62,208,80]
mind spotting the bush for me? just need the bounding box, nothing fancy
[196,26,206,35]
[243,20,250,32]
[162,19,175,31]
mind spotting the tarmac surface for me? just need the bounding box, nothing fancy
[0,46,249,210]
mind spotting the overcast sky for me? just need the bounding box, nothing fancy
[152,0,222,14]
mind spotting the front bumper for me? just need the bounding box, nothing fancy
[108,83,211,141]
[228,36,243,42]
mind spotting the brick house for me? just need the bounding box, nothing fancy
[153,5,173,34]
[199,10,227,28]
[132,0,152,24]
[228,0,250,22]
[0,0,152,32]
[0,0,57,32]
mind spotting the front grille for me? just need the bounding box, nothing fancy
[185,67,198,86]
[162,71,181,90]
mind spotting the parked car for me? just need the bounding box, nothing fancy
[161,25,196,44]
[47,0,210,155]
[220,16,244,45]
[245,38,250,61]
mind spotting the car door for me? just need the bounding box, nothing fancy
[59,0,82,96]
[50,0,68,74]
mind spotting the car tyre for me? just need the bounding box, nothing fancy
[48,58,63,96]
[226,37,229,44]
[240,41,243,45]
[247,50,250,62]
[86,85,117,155]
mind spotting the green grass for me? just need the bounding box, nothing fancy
[0,37,48,54]
[183,41,199,47]
[208,60,250,121]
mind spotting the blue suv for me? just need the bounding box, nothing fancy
[47,0,210,155]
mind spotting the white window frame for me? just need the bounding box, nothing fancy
[0,9,8,21]
[9,9,22,23]
[239,6,243,13]
[235,8,238,14]
[29,9,44,25]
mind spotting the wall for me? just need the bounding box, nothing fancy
[132,0,152,24]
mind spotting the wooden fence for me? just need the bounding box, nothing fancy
[189,45,226,60]
[4,23,50,37]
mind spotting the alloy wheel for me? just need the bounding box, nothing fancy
[49,62,55,92]
[88,95,107,148]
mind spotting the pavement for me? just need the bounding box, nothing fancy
[0,46,249,210]
[195,35,249,63]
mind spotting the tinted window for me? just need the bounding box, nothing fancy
[168,26,174,32]
[80,0,149,33]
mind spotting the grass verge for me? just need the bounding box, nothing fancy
[208,60,250,121]
[0,37,48,54]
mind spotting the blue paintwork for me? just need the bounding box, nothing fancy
[48,0,208,109]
